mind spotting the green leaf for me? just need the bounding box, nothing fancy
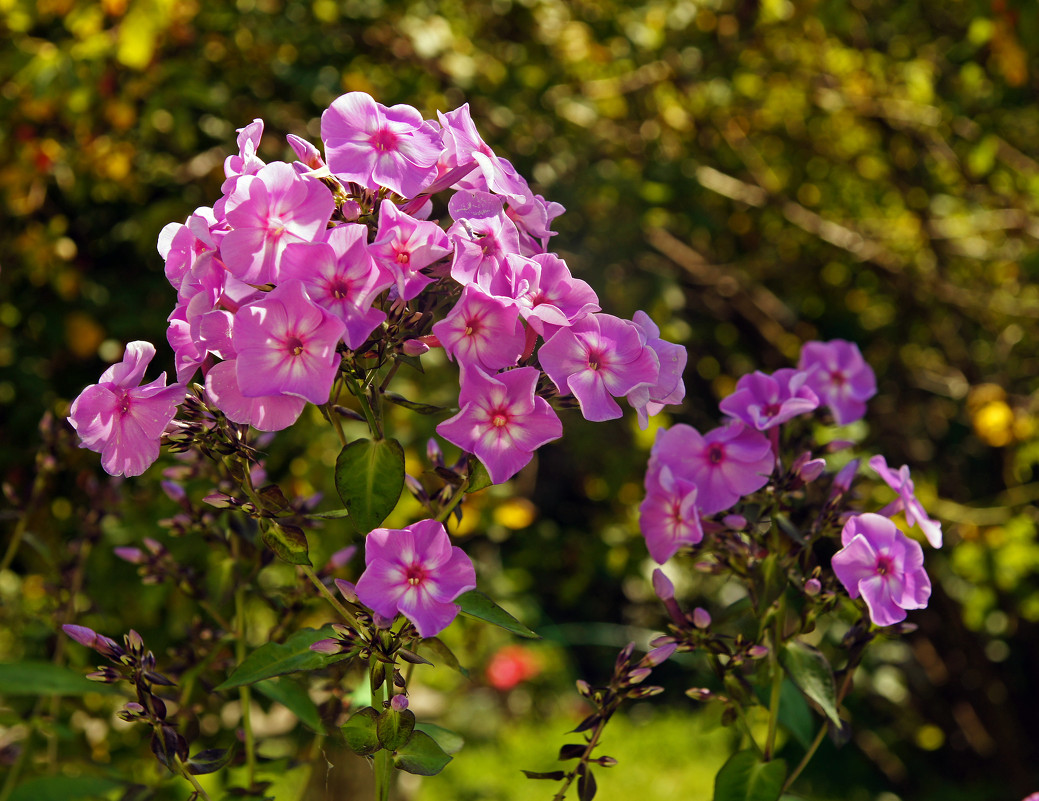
[522,770,567,781]
[383,392,446,415]
[261,522,311,566]
[305,509,352,520]
[185,745,235,775]
[9,775,122,801]
[334,438,405,532]
[752,679,814,750]
[393,730,452,776]
[0,662,118,696]
[342,707,380,756]
[713,750,787,801]
[778,641,841,728]
[215,628,344,691]
[415,722,464,755]
[578,766,597,801]
[254,677,325,732]
[377,706,416,751]
[419,637,470,678]
[455,590,539,639]
[465,457,493,493]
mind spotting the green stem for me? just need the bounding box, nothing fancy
[373,674,393,801]
[301,565,362,635]
[435,475,470,525]
[324,402,348,447]
[176,756,214,801]
[234,579,256,789]
[764,595,786,761]
[346,376,381,439]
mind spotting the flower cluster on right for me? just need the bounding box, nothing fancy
[640,338,942,627]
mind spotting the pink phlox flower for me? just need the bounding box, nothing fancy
[719,368,819,431]
[650,422,774,516]
[626,311,687,429]
[513,252,599,338]
[539,313,659,422]
[204,359,305,432]
[505,191,565,255]
[355,519,477,638]
[447,191,522,287]
[798,339,876,425]
[232,279,347,404]
[369,201,452,301]
[322,92,444,199]
[437,366,563,485]
[224,118,266,179]
[868,455,943,548]
[286,133,325,170]
[158,207,223,299]
[432,285,525,372]
[68,341,186,477]
[639,464,703,564]
[280,224,392,349]
[832,513,931,626]
[220,161,334,285]
[438,104,529,200]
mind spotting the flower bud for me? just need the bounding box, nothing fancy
[804,578,822,596]
[693,607,711,629]
[685,687,713,701]
[63,624,99,649]
[651,569,674,601]
[327,547,357,570]
[160,481,187,503]
[310,639,344,655]
[642,643,677,667]
[722,514,747,531]
[626,667,652,684]
[831,459,860,495]
[390,694,409,712]
[796,456,827,483]
[113,547,145,564]
[747,645,770,659]
[402,339,430,356]
[334,578,358,603]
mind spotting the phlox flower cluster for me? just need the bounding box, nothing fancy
[68,92,689,637]
[70,91,685,485]
[640,339,941,628]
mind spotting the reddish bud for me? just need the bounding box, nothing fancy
[693,607,711,629]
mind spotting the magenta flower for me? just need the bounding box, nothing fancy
[68,341,185,477]
[232,280,347,404]
[649,422,774,516]
[539,313,659,422]
[280,224,392,350]
[639,465,704,564]
[204,359,306,432]
[355,519,477,638]
[321,92,443,199]
[627,310,687,429]
[798,339,876,425]
[832,513,931,627]
[369,200,452,301]
[868,455,943,548]
[719,368,818,431]
[220,161,334,285]
[223,118,266,179]
[432,285,525,372]
[437,366,563,484]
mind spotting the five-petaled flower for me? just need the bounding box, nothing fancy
[68,341,185,477]
[355,519,477,638]
[831,513,931,627]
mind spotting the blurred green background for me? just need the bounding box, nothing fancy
[3,0,1039,798]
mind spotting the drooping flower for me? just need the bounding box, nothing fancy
[437,366,562,484]
[798,339,876,425]
[68,341,185,477]
[868,455,943,548]
[831,513,931,626]
[321,92,443,199]
[232,280,347,404]
[539,313,659,422]
[355,519,477,638]
[649,422,774,516]
[627,311,687,429]
[719,368,818,431]
[639,464,703,564]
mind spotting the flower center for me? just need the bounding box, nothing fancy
[491,411,509,428]
[396,249,410,265]
[329,279,351,300]
[286,335,305,357]
[405,562,427,586]
[763,402,781,418]
[118,392,132,416]
[707,443,725,465]
[830,370,846,387]
[875,554,894,576]
[370,127,399,153]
